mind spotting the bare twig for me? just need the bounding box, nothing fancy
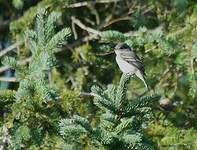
[103,16,131,28]
[0,77,17,82]
[71,16,101,37]
[68,1,90,8]
[72,19,78,39]
[0,41,23,58]
[80,92,98,97]
[80,92,94,97]
[190,59,194,75]
[68,0,120,8]
[64,33,99,51]
[0,66,10,74]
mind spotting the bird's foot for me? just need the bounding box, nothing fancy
[124,73,134,77]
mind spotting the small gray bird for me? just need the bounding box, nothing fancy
[114,43,148,89]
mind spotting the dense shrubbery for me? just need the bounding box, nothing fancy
[0,0,197,149]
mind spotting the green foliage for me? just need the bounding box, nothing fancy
[147,122,197,150]
[3,9,71,101]
[101,31,126,43]
[0,90,15,105]
[102,27,180,55]
[192,42,197,59]
[60,89,87,115]
[60,74,160,149]
[0,10,76,149]
[12,0,24,9]
[10,0,71,34]
[1,0,197,149]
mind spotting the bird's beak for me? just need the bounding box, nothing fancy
[114,48,119,54]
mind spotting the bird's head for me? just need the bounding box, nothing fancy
[114,43,132,55]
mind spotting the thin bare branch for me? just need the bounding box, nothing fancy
[0,77,17,82]
[0,66,10,74]
[72,19,78,39]
[80,92,98,97]
[97,0,121,3]
[68,0,120,8]
[0,41,23,58]
[103,16,131,28]
[71,16,101,37]
[68,1,89,8]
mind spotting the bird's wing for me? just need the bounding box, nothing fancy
[120,51,146,76]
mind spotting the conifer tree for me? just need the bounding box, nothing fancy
[0,9,75,149]
[60,74,160,149]
[3,9,71,101]
[1,1,197,149]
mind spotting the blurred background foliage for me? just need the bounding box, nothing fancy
[0,0,197,149]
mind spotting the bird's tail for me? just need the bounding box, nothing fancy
[135,70,149,90]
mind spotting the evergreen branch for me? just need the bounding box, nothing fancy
[93,127,117,145]
[115,74,131,108]
[15,79,32,100]
[124,94,160,116]
[121,133,143,148]
[45,12,61,41]
[100,119,115,130]
[105,85,117,101]
[101,112,116,123]
[36,9,46,47]
[47,28,71,53]
[59,119,88,138]
[101,30,127,42]
[132,94,160,108]
[94,96,117,112]
[5,10,71,101]
[61,144,79,150]
[2,56,19,69]
[25,29,37,53]
[91,85,117,112]
[60,125,88,137]
[35,79,53,100]
[60,72,157,148]
[114,117,135,134]
[59,116,92,141]
[0,57,31,73]
[73,115,92,132]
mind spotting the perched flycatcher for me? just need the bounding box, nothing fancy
[114,43,148,89]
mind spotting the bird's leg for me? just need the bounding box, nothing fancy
[125,73,134,77]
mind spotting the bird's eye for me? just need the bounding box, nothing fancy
[121,44,130,49]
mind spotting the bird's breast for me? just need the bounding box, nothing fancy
[116,55,137,74]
